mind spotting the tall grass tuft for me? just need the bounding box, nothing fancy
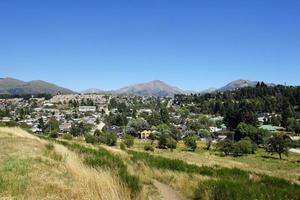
[56,141,142,195]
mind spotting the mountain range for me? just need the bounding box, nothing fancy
[0,77,75,95]
[0,77,275,97]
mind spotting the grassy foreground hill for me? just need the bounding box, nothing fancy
[0,127,299,200]
[0,127,131,200]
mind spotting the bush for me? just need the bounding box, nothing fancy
[85,134,97,144]
[184,136,197,151]
[49,131,58,138]
[97,131,117,146]
[105,132,117,146]
[123,134,134,148]
[158,134,169,149]
[166,137,177,151]
[62,133,73,140]
[144,144,154,152]
[233,137,257,156]
[217,139,235,156]
[217,138,257,156]
[120,142,126,150]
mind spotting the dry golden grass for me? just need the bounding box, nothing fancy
[0,127,131,200]
[131,161,207,199]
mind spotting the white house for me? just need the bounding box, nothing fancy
[79,106,96,112]
[209,126,222,133]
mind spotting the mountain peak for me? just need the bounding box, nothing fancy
[115,80,184,97]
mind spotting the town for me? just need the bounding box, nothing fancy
[1,83,300,157]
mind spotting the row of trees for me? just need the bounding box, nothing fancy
[174,84,300,129]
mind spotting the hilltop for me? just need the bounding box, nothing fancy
[0,77,75,95]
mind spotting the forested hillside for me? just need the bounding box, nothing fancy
[174,83,300,130]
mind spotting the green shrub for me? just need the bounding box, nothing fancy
[184,136,197,151]
[217,138,257,156]
[62,133,73,140]
[49,132,58,138]
[158,134,169,149]
[123,134,134,148]
[105,132,117,146]
[233,137,257,156]
[85,134,97,144]
[144,144,154,152]
[120,142,126,150]
[166,137,177,151]
[97,131,117,146]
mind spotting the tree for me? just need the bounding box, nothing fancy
[127,118,149,137]
[123,134,134,148]
[158,134,169,149]
[37,118,45,132]
[70,122,92,137]
[184,136,197,151]
[85,134,97,144]
[176,107,190,118]
[266,133,291,159]
[233,137,257,156]
[216,139,235,156]
[44,118,59,134]
[148,130,158,144]
[97,131,117,146]
[235,122,269,145]
[160,106,170,124]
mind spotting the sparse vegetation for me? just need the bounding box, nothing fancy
[56,141,142,195]
[123,134,134,148]
[62,133,73,140]
[144,144,154,152]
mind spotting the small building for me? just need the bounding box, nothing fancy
[59,123,72,132]
[140,130,152,139]
[79,106,96,112]
[209,126,222,133]
[1,117,11,122]
[259,125,276,132]
[107,125,123,136]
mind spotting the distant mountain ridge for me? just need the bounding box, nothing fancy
[0,77,75,95]
[82,79,276,97]
[114,80,185,97]
[216,79,275,92]
[1,77,277,96]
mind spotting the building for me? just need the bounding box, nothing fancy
[79,106,96,112]
[259,125,276,132]
[209,126,222,133]
[140,130,152,139]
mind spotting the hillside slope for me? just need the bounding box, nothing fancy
[0,127,129,200]
[0,77,75,94]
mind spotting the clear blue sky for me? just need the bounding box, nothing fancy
[0,0,299,91]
